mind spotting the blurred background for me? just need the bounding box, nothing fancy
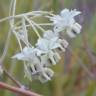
[0,0,96,96]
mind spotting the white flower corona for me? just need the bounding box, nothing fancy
[50,9,82,38]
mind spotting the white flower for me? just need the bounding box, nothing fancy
[43,30,69,50]
[36,38,63,65]
[36,30,69,64]
[50,9,81,34]
[36,36,68,52]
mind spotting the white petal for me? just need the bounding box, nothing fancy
[36,38,49,51]
[12,53,25,60]
[49,37,60,49]
[61,8,70,17]
[72,23,82,34]
[30,64,40,75]
[70,9,81,17]
[54,51,61,63]
[59,39,69,48]
[49,51,57,65]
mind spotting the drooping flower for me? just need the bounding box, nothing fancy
[43,30,69,51]
[12,46,55,82]
[36,38,62,65]
[36,30,69,65]
[50,9,82,38]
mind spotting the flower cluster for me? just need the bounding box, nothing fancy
[12,9,82,83]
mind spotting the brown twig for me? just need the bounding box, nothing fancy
[0,62,23,88]
[0,82,41,96]
[3,69,22,87]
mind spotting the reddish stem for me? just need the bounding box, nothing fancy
[0,82,41,96]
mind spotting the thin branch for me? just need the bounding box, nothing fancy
[0,82,41,96]
[15,23,53,30]
[3,69,22,87]
[0,62,23,88]
[0,11,54,23]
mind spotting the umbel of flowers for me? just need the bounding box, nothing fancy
[12,9,82,83]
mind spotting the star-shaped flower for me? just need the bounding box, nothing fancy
[36,38,67,65]
[50,9,82,37]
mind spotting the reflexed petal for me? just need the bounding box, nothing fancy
[66,23,82,38]
[48,51,58,65]
[59,39,69,48]
[72,23,82,34]
[39,68,54,83]
[54,51,61,62]
[66,28,76,38]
